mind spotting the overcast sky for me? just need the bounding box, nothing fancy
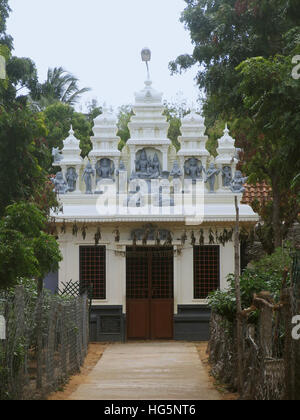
[7,0,200,112]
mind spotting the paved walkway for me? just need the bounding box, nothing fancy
[68,342,221,400]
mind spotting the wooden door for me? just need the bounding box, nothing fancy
[126,247,174,340]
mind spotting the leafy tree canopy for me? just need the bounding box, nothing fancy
[170,0,300,250]
[0,202,62,290]
[42,102,93,167]
[31,67,91,110]
[0,103,58,216]
[170,0,300,120]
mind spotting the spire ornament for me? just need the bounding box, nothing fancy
[141,47,151,80]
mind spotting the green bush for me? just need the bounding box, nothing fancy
[208,246,293,323]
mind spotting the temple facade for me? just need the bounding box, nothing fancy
[50,64,258,342]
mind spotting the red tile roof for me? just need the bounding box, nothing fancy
[242,182,272,206]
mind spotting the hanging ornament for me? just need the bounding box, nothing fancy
[223,228,229,242]
[181,230,187,246]
[113,228,120,243]
[219,230,226,247]
[61,219,67,234]
[191,231,196,246]
[81,223,88,240]
[199,229,205,246]
[214,229,219,244]
[72,221,79,237]
[209,228,215,245]
[132,232,137,248]
[49,218,57,236]
[164,231,173,247]
[155,230,161,247]
[142,229,150,246]
[94,226,101,246]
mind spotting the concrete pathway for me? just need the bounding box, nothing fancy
[69,342,221,400]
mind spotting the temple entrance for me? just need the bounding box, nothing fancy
[126,247,174,340]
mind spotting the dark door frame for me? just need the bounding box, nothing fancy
[126,246,174,340]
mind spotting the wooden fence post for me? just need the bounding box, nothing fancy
[36,278,44,390]
[234,196,244,394]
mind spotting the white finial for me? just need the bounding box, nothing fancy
[69,125,74,135]
[102,102,110,115]
[141,47,151,80]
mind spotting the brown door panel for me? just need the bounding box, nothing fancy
[127,299,150,340]
[126,247,174,340]
[150,299,174,339]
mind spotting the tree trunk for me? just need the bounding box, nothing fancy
[36,278,43,390]
[235,196,244,394]
[271,175,282,248]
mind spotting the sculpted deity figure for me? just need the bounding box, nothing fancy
[170,161,182,179]
[52,147,63,163]
[116,160,126,175]
[222,166,232,187]
[51,171,68,194]
[66,167,78,192]
[135,149,149,177]
[230,170,248,193]
[82,162,95,194]
[96,159,115,180]
[185,158,203,183]
[150,153,161,178]
[205,163,221,193]
[135,149,161,179]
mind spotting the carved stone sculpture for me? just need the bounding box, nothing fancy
[205,163,220,193]
[66,167,78,192]
[51,171,68,194]
[135,149,161,179]
[184,158,204,183]
[82,162,95,194]
[52,147,63,163]
[230,170,248,193]
[135,149,149,178]
[96,158,115,180]
[116,160,126,175]
[170,161,182,179]
[222,166,232,187]
[151,153,161,178]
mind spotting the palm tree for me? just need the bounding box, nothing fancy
[31,67,90,110]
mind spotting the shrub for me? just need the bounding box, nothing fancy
[208,246,293,323]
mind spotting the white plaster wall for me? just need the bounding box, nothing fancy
[57,225,236,314]
[220,241,235,291]
[57,227,126,311]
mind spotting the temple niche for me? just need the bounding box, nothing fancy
[134,148,162,179]
[184,158,204,183]
[96,159,115,181]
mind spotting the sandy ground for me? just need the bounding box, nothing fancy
[47,343,108,400]
[195,342,238,401]
[48,342,238,401]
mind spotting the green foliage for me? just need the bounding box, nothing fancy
[208,246,293,323]
[233,53,300,247]
[163,101,190,151]
[0,203,62,290]
[171,0,300,250]
[42,102,92,166]
[0,0,12,48]
[0,104,57,215]
[31,67,91,109]
[117,105,134,150]
[32,232,62,279]
[170,0,300,119]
